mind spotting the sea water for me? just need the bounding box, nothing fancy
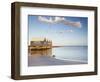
[52,46,88,62]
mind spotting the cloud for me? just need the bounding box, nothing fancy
[59,30,74,34]
[38,16,65,24]
[38,16,53,23]
[38,16,82,28]
[63,20,81,28]
[54,17,65,23]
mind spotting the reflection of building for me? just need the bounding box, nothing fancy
[29,38,52,50]
[29,49,52,57]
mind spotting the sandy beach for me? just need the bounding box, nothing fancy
[28,56,87,66]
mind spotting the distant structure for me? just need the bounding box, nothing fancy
[29,38,52,50]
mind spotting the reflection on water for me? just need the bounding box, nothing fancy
[52,46,88,62]
[29,49,52,57]
[28,46,87,62]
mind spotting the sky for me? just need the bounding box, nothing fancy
[28,15,88,46]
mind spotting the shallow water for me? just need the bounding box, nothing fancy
[52,46,88,62]
[28,46,88,66]
[29,46,88,63]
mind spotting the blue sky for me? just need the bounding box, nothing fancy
[28,15,88,46]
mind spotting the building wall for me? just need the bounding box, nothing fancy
[30,40,52,47]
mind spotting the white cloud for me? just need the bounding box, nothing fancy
[54,17,65,23]
[63,20,81,28]
[38,16,64,24]
[38,16,53,23]
[59,30,74,34]
[38,16,82,28]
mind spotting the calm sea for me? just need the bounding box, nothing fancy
[52,46,88,62]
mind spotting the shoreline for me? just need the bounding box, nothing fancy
[52,45,87,47]
[28,56,87,66]
[28,46,87,50]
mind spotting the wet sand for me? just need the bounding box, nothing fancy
[28,56,87,66]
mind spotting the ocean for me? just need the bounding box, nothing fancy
[28,46,88,66]
[52,46,88,62]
